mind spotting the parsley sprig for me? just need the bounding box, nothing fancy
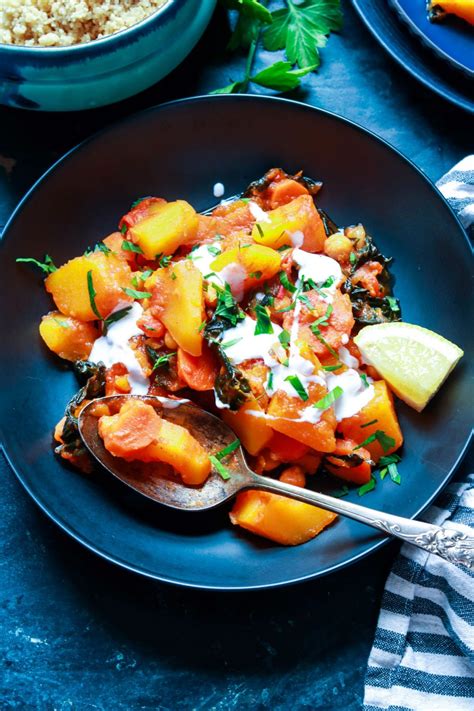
[16,254,57,275]
[215,0,342,94]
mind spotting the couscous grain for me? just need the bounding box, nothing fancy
[0,0,168,47]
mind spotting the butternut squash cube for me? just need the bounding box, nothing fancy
[45,251,132,321]
[39,311,99,361]
[230,490,337,545]
[252,195,326,253]
[337,380,403,462]
[222,397,273,455]
[129,200,198,259]
[210,244,281,293]
[267,383,337,452]
[151,260,204,356]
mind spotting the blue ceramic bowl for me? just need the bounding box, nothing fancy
[0,0,216,111]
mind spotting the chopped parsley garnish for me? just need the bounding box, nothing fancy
[121,240,144,254]
[277,243,291,252]
[297,293,314,311]
[354,430,396,453]
[249,270,263,279]
[130,197,149,209]
[209,455,232,481]
[84,242,111,256]
[267,371,274,390]
[254,304,274,335]
[330,485,350,498]
[385,295,400,312]
[255,223,264,238]
[284,374,308,400]
[279,271,296,293]
[122,287,152,299]
[198,320,207,333]
[321,276,335,289]
[16,254,57,275]
[275,301,295,313]
[221,337,243,349]
[349,252,357,265]
[207,245,221,256]
[360,373,370,388]
[214,438,240,461]
[87,270,102,319]
[150,351,176,371]
[314,386,343,410]
[310,304,333,333]
[155,253,171,268]
[278,329,291,346]
[170,272,177,280]
[104,306,132,330]
[358,476,376,496]
[120,224,128,235]
[360,418,378,428]
[213,283,244,327]
[312,332,339,359]
[53,317,70,329]
[378,453,402,485]
[322,364,342,372]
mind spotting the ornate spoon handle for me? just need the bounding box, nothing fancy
[253,474,474,569]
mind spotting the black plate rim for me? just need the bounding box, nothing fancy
[1,94,472,590]
[351,0,474,114]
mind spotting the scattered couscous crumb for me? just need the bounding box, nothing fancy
[0,0,168,47]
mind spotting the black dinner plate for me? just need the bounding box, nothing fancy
[0,96,472,590]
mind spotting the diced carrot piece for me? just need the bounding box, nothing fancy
[177,344,218,391]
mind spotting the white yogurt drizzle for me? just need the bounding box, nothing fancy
[248,201,270,223]
[89,302,149,395]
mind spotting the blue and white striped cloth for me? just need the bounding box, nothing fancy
[364,158,474,710]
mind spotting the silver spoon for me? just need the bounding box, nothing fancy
[78,395,474,569]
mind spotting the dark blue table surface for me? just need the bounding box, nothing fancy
[1,2,472,708]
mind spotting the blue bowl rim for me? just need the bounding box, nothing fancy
[1,94,472,590]
[0,0,188,55]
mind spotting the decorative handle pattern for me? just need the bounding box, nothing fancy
[253,474,474,570]
[373,520,474,569]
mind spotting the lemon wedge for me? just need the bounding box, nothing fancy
[354,322,464,412]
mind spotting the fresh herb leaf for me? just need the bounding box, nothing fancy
[122,240,144,255]
[385,295,400,312]
[53,317,70,329]
[354,430,396,453]
[122,287,152,299]
[255,223,264,238]
[214,438,241,461]
[251,60,315,91]
[267,371,274,390]
[388,462,401,484]
[322,363,342,372]
[120,224,128,235]
[254,304,274,335]
[330,484,350,498]
[207,245,221,256]
[278,329,291,346]
[378,453,401,465]
[130,197,149,209]
[379,467,388,481]
[148,350,176,371]
[358,476,376,496]
[210,81,244,95]
[277,243,291,252]
[221,337,243,349]
[170,272,177,281]
[249,270,263,279]
[263,0,343,69]
[275,301,295,313]
[209,455,232,480]
[310,304,333,333]
[361,418,378,428]
[279,271,297,293]
[155,254,171,268]
[284,374,308,400]
[104,307,132,330]
[314,385,343,410]
[16,254,57,275]
[87,270,102,320]
[360,373,369,388]
[349,252,357,265]
[313,331,339,358]
[198,320,207,333]
[321,275,335,289]
[222,0,272,23]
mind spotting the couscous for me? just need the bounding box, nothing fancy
[0,0,168,47]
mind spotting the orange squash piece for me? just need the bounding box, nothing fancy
[337,380,403,462]
[39,311,99,361]
[210,243,281,293]
[252,195,326,253]
[177,344,218,391]
[230,490,337,545]
[325,439,372,485]
[151,260,204,356]
[222,397,273,455]
[129,200,199,259]
[98,399,211,485]
[45,251,132,321]
[267,382,337,452]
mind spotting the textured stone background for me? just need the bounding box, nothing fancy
[0,2,472,709]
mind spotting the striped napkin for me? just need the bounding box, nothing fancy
[363,159,474,710]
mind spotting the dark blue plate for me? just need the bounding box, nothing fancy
[352,0,474,113]
[0,96,472,590]
[391,0,474,77]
